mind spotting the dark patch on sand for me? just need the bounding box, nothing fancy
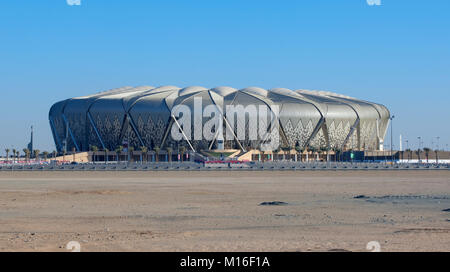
[259,201,289,206]
[354,195,450,206]
[394,228,450,234]
[358,195,450,200]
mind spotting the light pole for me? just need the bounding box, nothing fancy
[417,136,422,163]
[390,115,395,162]
[405,139,409,162]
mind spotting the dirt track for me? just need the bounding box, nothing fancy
[0,171,449,252]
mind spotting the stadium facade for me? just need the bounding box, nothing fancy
[49,86,390,153]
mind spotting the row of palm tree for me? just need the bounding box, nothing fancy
[3,148,56,163]
[255,145,446,163]
[402,147,440,163]
[89,145,189,163]
[5,145,442,164]
[256,146,336,162]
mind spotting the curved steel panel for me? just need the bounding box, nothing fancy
[49,85,390,153]
[128,91,174,149]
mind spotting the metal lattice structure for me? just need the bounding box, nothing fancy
[49,86,390,153]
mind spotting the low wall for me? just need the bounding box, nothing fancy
[50,152,90,163]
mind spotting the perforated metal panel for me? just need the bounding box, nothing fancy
[49,86,390,153]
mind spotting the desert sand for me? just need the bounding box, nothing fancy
[0,170,449,252]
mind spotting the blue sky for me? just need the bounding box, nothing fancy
[0,0,449,152]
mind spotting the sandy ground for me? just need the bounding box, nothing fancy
[0,170,449,252]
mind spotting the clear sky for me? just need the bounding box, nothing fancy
[0,0,449,153]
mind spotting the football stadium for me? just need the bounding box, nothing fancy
[49,86,390,156]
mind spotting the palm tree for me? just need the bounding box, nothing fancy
[43,151,49,162]
[23,148,30,163]
[423,147,431,163]
[91,146,98,162]
[154,147,160,162]
[15,150,20,163]
[140,146,148,163]
[334,148,341,162]
[12,149,16,163]
[115,146,123,163]
[52,150,57,160]
[166,147,173,162]
[5,149,10,162]
[273,147,281,161]
[33,149,40,163]
[281,146,291,161]
[416,149,422,163]
[405,148,412,162]
[179,146,186,162]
